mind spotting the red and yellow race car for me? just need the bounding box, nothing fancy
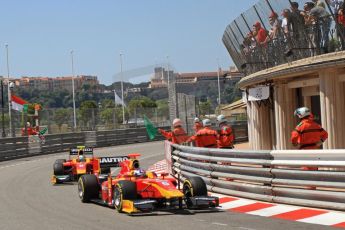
[77,153,219,214]
[51,146,128,184]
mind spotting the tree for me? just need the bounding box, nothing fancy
[199,100,212,116]
[101,99,115,108]
[54,108,72,131]
[128,96,157,118]
[100,108,114,126]
[223,84,241,104]
[79,100,98,129]
[156,99,169,117]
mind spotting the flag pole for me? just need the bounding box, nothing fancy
[6,44,14,137]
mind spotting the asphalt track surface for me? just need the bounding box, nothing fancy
[0,141,333,230]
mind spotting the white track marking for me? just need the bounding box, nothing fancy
[298,212,345,225]
[247,205,301,217]
[219,199,256,210]
[211,222,228,226]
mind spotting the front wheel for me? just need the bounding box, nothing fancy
[114,181,137,212]
[183,176,207,208]
[53,162,64,176]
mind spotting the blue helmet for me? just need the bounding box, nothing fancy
[78,155,85,162]
[133,169,145,177]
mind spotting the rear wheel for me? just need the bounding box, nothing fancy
[78,174,99,203]
[183,176,207,208]
[114,181,137,212]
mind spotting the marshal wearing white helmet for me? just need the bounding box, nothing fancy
[187,119,218,148]
[291,107,328,150]
[159,118,189,144]
[172,118,182,127]
[217,115,234,149]
[293,107,311,119]
[193,117,203,146]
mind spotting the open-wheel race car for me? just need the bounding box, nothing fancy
[77,153,219,214]
[51,146,128,184]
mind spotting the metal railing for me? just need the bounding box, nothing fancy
[168,144,345,211]
[0,107,170,137]
[0,126,169,161]
[223,0,345,75]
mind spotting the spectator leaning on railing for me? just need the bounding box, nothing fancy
[326,0,344,16]
[290,2,307,57]
[310,2,332,53]
[302,2,318,56]
[266,11,282,65]
[281,9,292,50]
[338,2,345,48]
[253,21,268,46]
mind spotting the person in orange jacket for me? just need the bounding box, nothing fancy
[217,115,234,149]
[193,117,203,133]
[192,117,203,147]
[188,119,218,148]
[21,122,37,136]
[291,107,328,150]
[159,118,189,144]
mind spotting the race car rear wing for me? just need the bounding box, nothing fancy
[93,156,129,174]
[70,147,93,156]
[98,156,129,174]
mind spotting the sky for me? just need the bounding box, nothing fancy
[0,0,257,85]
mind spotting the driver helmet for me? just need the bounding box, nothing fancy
[133,168,146,177]
[194,117,200,123]
[78,155,86,162]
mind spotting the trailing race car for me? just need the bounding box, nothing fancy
[51,146,128,184]
[77,153,219,214]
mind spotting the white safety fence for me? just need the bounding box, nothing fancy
[165,142,345,211]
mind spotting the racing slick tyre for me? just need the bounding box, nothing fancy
[78,174,99,203]
[53,162,64,176]
[183,176,207,208]
[55,159,66,164]
[114,180,137,212]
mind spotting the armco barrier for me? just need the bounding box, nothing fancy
[169,144,345,211]
[0,127,168,162]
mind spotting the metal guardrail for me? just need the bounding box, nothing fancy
[169,144,345,211]
[0,127,168,162]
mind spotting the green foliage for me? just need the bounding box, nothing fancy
[101,99,115,108]
[223,84,241,104]
[156,99,169,117]
[54,108,72,129]
[79,100,98,127]
[0,113,9,124]
[100,108,114,125]
[128,96,157,113]
[199,100,212,116]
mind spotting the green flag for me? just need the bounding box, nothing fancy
[23,104,29,113]
[143,115,157,140]
[39,127,48,135]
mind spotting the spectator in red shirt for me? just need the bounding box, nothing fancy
[253,21,268,46]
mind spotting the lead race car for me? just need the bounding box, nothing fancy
[78,153,219,214]
[51,146,128,184]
